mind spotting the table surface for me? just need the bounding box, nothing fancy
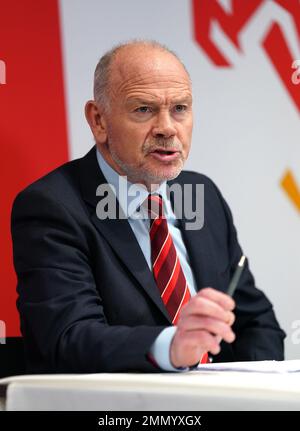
[1,367,300,411]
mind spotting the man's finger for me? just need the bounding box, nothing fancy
[177,315,235,343]
[198,287,235,311]
[180,295,235,324]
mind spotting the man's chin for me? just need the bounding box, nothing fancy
[143,166,183,184]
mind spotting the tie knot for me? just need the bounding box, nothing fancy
[147,194,164,219]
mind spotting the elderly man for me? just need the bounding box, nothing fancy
[11,41,285,373]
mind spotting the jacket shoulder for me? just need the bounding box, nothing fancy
[16,157,81,196]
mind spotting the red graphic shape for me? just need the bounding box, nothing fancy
[0,1,69,336]
[264,1,300,113]
[192,0,300,113]
[192,0,264,66]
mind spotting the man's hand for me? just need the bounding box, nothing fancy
[170,287,236,368]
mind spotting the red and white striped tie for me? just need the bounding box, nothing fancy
[147,194,190,324]
[147,194,208,364]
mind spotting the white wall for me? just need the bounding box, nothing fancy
[59,0,300,358]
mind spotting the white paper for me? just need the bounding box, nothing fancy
[196,359,300,373]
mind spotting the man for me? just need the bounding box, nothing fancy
[11,41,285,373]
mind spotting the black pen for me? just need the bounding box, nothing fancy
[227,255,246,297]
[206,255,246,364]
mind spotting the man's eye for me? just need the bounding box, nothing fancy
[174,105,187,113]
[135,106,151,113]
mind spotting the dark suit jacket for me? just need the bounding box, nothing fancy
[11,146,285,373]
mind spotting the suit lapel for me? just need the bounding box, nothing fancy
[179,218,215,292]
[79,147,171,322]
[168,177,218,292]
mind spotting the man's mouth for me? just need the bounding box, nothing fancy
[149,148,180,162]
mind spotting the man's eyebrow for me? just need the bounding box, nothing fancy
[125,96,193,105]
[125,97,157,105]
[172,96,193,104]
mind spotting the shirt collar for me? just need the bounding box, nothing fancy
[96,148,174,220]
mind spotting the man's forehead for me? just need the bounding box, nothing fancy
[111,46,190,87]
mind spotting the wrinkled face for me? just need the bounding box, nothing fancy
[93,47,193,189]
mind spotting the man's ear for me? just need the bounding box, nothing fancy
[85,100,108,144]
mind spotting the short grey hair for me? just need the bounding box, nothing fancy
[93,39,190,110]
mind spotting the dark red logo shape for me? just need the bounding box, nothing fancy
[192,0,300,113]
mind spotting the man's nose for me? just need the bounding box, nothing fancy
[151,111,176,139]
